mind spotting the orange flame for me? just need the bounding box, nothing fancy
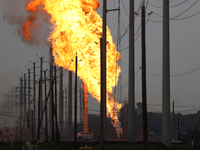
[22,0,122,134]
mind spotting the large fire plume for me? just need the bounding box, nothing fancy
[22,0,122,134]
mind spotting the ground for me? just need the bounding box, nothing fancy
[0,142,200,150]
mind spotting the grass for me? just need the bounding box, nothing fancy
[0,142,200,150]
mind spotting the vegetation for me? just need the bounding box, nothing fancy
[118,102,200,142]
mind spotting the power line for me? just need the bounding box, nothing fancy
[146,66,200,77]
[118,14,151,51]
[146,0,189,9]
[121,0,128,17]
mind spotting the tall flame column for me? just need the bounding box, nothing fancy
[83,83,88,132]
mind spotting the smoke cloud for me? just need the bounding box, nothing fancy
[0,0,52,46]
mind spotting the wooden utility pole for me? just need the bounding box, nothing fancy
[32,62,36,140]
[44,70,48,142]
[172,100,174,131]
[141,4,148,150]
[128,0,135,143]
[74,53,78,143]
[100,0,107,149]
[68,71,72,141]
[178,117,180,141]
[65,88,68,133]
[37,79,41,140]
[20,77,23,141]
[49,46,54,141]
[59,67,63,137]
[24,73,26,139]
[28,69,31,119]
[37,76,55,142]
[54,66,60,142]
[162,0,171,147]
[40,57,43,128]
[28,69,31,136]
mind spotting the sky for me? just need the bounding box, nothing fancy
[0,0,200,118]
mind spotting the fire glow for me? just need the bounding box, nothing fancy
[22,0,122,133]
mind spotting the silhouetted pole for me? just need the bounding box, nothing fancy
[49,46,54,141]
[100,27,106,150]
[28,69,31,120]
[65,88,68,132]
[178,117,180,141]
[54,66,60,142]
[37,79,41,140]
[20,77,23,141]
[74,52,78,143]
[68,71,72,140]
[40,57,43,128]
[24,73,26,139]
[44,70,48,142]
[28,69,31,136]
[31,110,33,143]
[172,100,174,131]
[162,0,171,147]
[33,63,36,140]
[100,1,107,149]
[128,0,135,143]
[59,67,64,137]
[141,4,148,150]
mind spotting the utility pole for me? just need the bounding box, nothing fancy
[74,53,78,143]
[28,69,31,121]
[24,73,26,139]
[177,117,180,141]
[59,67,64,137]
[172,100,174,131]
[37,79,41,140]
[68,70,72,141]
[54,65,60,142]
[44,70,48,142]
[20,77,23,141]
[32,62,36,140]
[40,57,43,129]
[49,46,54,141]
[128,0,135,143]
[65,88,68,135]
[31,109,33,143]
[27,69,31,136]
[100,0,107,149]
[162,0,171,147]
[141,4,148,150]
[117,0,122,102]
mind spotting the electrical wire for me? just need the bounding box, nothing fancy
[173,99,197,114]
[172,0,199,19]
[147,66,200,77]
[145,0,199,22]
[146,0,189,9]
[172,11,200,20]
[117,14,151,51]
[115,67,140,91]
[112,0,143,43]
[121,0,129,17]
